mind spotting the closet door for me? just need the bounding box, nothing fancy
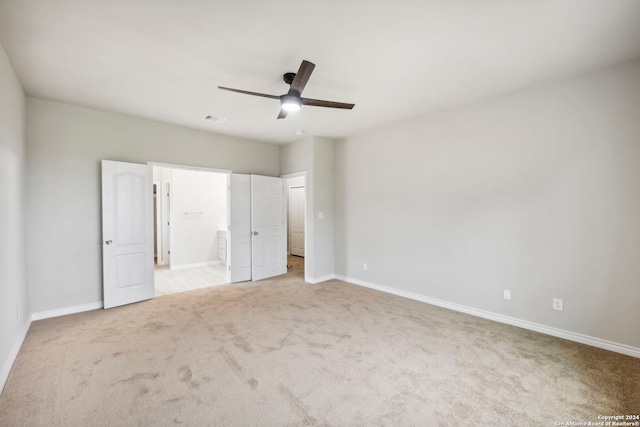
[228,173,286,282]
[229,174,252,282]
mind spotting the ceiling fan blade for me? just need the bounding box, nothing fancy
[301,97,355,109]
[218,86,280,100]
[277,109,289,120]
[288,60,315,95]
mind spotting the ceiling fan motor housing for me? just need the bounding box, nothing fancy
[283,72,296,85]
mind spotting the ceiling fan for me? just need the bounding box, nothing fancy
[218,60,355,119]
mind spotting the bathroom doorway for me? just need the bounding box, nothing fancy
[152,164,229,296]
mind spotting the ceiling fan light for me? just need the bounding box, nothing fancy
[281,95,301,112]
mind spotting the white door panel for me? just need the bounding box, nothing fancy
[251,175,286,281]
[102,160,154,309]
[229,174,252,282]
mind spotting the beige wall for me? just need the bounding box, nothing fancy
[280,137,313,176]
[335,59,640,349]
[170,168,228,268]
[0,43,28,391]
[280,138,315,280]
[280,136,335,281]
[311,137,335,279]
[26,98,280,313]
[153,167,228,268]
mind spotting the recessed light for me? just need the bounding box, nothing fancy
[295,130,305,135]
[203,115,226,124]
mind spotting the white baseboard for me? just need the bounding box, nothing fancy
[170,260,221,271]
[305,274,336,284]
[31,301,103,321]
[335,275,640,359]
[0,319,31,395]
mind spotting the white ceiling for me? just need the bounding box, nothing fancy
[1,1,640,144]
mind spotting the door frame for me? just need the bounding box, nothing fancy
[161,180,171,265]
[153,181,160,262]
[153,180,172,266]
[288,185,305,257]
[281,172,309,281]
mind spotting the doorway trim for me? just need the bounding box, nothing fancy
[148,162,231,175]
[281,171,309,282]
[288,185,305,257]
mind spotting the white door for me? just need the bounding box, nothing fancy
[251,175,287,281]
[102,160,154,309]
[289,186,305,257]
[229,174,252,282]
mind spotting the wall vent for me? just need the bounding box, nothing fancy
[203,115,226,124]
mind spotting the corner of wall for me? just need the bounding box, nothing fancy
[0,41,31,395]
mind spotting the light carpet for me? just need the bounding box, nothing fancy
[1,257,638,426]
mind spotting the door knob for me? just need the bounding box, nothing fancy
[252,231,258,236]
[105,240,113,245]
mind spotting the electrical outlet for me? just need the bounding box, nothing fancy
[553,298,563,311]
[503,290,511,301]
[318,211,324,220]
[363,263,368,271]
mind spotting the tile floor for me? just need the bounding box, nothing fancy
[154,256,305,297]
[154,263,228,296]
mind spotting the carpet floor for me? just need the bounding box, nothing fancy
[1,256,638,426]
